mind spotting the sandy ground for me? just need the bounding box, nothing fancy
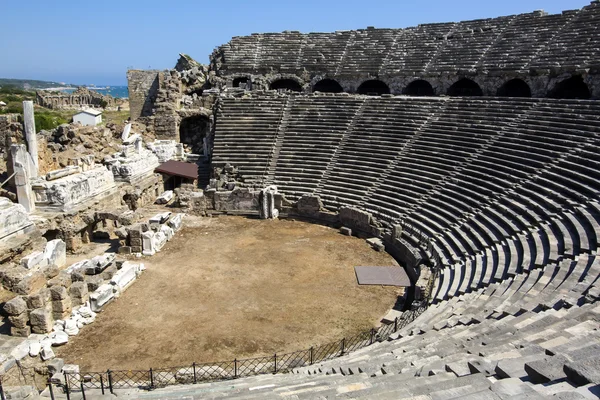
[57,215,401,371]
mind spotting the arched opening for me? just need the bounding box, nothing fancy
[313,79,344,93]
[549,76,591,99]
[447,78,483,97]
[357,80,390,96]
[180,115,210,155]
[403,80,434,96]
[497,79,531,98]
[233,77,250,89]
[269,79,303,92]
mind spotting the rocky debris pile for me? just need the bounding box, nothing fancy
[116,212,184,255]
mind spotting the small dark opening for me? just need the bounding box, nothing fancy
[403,80,435,96]
[447,78,483,97]
[180,116,209,154]
[43,229,61,242]
[497,79,531,98]
[313,79,344,93]
[233,77,250,88]
[357,80,390,96]
[269,79,302,92]
[548,76,591,99]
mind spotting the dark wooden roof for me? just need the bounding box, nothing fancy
[155,160,199,180]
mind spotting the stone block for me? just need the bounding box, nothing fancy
[44,240,66,269]
[30,308,53,334]
[47,271,72,288]
[47,358,65,375]
[11,326,31,337]
[524,356,568,384]
[118,246,132,255]
[14,273,47,295]
[49,331,69,346]
[41,346,55,361]
[340,227,352,236]
[8,312,29,329]
[129,237,142,246]
[167,213,184,231]
[20,251,47,270]
[50,285,68,300]
[85,275,104,292]
[90,284,115,312]
[131,246,142,253]
[564,358,600,386]
[87,253,115,275]
[160,224,174,241]
[52,297,72,316]
[4,296,27,315]
[110,263,137,292]
[66,259,91,274]
[69,281,88,299]
[366,237,385,252]
[29,341,41,357]
[26,292,46,309]
[155,190,174,204]
[149,212,171,225]
[142,231,155,256]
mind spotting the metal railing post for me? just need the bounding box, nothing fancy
[273,354,277,374]
[340,338,345,356]
[309,347,314,365]
[107,370,113,394]
[149,368,154,389]
[234,359,238,378]
[47,377,55,400]
[394,317,398,332]
[370,328,376,345]
[63,372,70,400]
[100,375,105,395]
[193,363,197,384]
[80,380,86,400]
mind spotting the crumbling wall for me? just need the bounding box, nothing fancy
[36,87,118,110]
[127,70,161,120]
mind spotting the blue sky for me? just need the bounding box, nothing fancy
[0,0,590,86]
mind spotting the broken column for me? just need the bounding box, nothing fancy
[11,144,35,213]
[259,185,279,219]
[22,101,38,177]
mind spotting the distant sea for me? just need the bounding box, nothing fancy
[60,86,129,99]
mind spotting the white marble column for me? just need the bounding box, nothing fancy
[22,101,39,178]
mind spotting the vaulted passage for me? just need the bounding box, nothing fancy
[549,76,591,99]
[357,80,390,96]
[497,79,531,98]
[270,79,303,92]
[447,78,483,97]
[180,115,209,154]
[403,80,434,96]
[313,79,344,93]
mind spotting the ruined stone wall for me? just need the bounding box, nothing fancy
[127,70,161,120]
[0,114,23,158]
[36,87,117,111]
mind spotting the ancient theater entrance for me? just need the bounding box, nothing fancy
[549,75,591,99]
[56,216,401,371]
[358,80,391,96]
[447,78,483,96]
[179,115,209,154]
[270,78,303,92]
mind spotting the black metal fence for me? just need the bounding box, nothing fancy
[61,301,429,397]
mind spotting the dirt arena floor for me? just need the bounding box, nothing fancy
[57,215,402,371]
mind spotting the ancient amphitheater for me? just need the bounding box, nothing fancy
[1,1,600,399]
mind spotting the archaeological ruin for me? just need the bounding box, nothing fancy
[0,1,599,399]
[35,87,120,111]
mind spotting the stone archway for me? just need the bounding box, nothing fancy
[403,80,435,96]
[179,115,210,154]
[357,80,390,96]
[548,76,591,99]
[497,79,531,98]
[270,79,303,92]
[447,78,483,97]
[313,79,344,93]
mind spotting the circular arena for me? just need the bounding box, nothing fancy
[0,1,599,399]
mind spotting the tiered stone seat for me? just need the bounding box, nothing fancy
[425,15,516,73]
[271,96,364,200]
[529,2,600,70]
[480,11,571,72]
[317,97,442,210]
[212,97,286,185]
[214,4,599,79]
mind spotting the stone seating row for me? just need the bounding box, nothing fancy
[217,4,598,77]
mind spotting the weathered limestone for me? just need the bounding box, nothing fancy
[0,198,34,242]
[110,262,138,292]
[121,123,132,141]
[147,140,185,163]
[155,190,174,204]
[104,146,159,183]
[46,166,81,181]
[31,165,116,211]
[22,101,38,177]
[10,144,35,213]
[89,284,115,312]
[259,185,279,219]
[44,240,66,269]
[29,308,53,334]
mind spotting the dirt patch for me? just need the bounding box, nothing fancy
[57,216,402,371]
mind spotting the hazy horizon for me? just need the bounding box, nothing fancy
[0,0,591,86]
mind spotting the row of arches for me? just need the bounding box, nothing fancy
[253,76,591,99]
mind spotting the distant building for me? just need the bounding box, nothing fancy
[73,109,102,126]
